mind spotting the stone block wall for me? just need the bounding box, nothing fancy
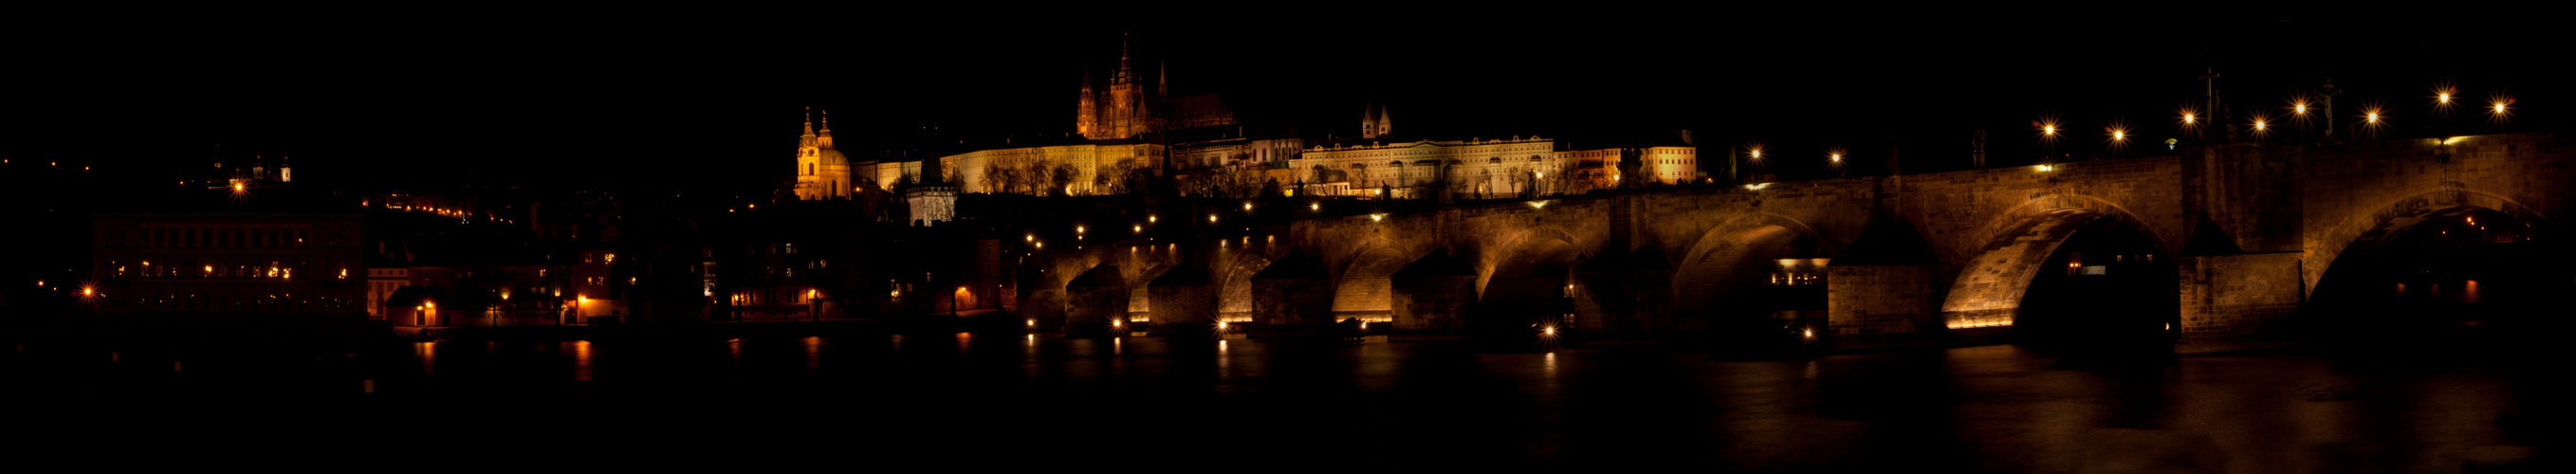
[1148,284,1219,325]
[1827,264,1941,348]
[1064,285,1128,324]
[1252,278,1332,326]
[2177,252,2304,353]
[1391,275,1476,330]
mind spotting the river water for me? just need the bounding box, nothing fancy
[5,332,2559,471]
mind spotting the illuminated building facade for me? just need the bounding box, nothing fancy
[1291,136,1701,199]
[86,210,367,319]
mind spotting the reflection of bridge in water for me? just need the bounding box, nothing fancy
[1021,134,2572,353]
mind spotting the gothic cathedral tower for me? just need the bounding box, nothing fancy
[1076,64,1096,137]
[1076,32,1168,141]
[1108,32,1138,140]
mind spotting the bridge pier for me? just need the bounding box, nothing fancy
[1248,255,1333,329]
[1824,264,1943,349]
[2175,253,2303,354]
[1064,264,1128,331]
[1569,246,1674,333]
[1391,250,1477,330]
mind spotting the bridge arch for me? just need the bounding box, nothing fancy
[2306,186,2562,297]
[2303,187,2567,341]
[1329,237,1426,322]
[1474,227,1587,331]
[1215,250,1277,323]
[1474,226,1585,295]
[1672,213,1839,331]
[1939,193,2176,337]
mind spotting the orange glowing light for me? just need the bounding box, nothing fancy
[2182,113,2196,124]
[2365,111,2381,123]
[2042,125,2056,136]
[2111,130,2126,141]
[2438,94,2452,103]
[1542,326,1556,336]
[2254,119,2268,131]
[1208,215,1218,223]
[1310,203,1320,210]
[2293,103,2308,115]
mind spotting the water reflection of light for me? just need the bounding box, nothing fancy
[727,338,742,365]
[570,340,593,381]
[1217,340,1232,383]
[804,337,823,372]
[415,342,436,374]
[955,333,973,353]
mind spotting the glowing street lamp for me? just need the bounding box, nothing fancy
[2293,102,2309,116]
[1309,203,1320,211]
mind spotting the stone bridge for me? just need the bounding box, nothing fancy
[1019,133,2571,353]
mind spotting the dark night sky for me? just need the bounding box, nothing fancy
[18,9,2561,197]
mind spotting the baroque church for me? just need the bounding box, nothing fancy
[791,107,854,200]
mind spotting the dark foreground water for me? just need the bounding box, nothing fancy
[5,332,2562,472]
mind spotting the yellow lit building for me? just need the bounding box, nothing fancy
[793,108,856,200]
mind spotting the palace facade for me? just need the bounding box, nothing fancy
[1289,135,1702,199]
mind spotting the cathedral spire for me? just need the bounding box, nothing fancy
[801,106,816,137]
[1158,57,1168,98]
[1113,32,1132,85]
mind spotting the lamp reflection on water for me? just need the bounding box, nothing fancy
[570,340,593,381]
[415,341,436,374]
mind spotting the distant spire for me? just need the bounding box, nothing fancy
[1114,32,1132,85]
[1158,56,1168,98]
[801,106,816,137]
[817,109,836,149]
